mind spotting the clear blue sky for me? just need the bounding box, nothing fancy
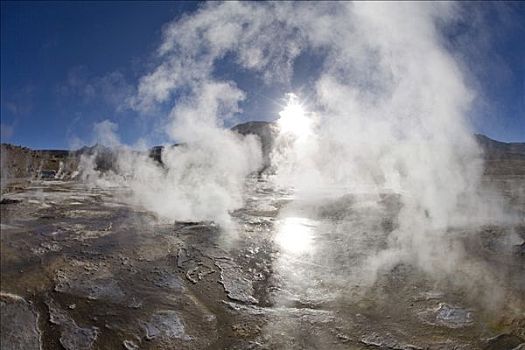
[1,1,524,149]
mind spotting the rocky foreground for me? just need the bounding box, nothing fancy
[1,124,524,350]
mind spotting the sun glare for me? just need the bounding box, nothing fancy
[275,216,317,255]
[277,94,312,138]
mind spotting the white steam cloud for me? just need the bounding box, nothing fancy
[80,2,516,301]
[80,118,261,226]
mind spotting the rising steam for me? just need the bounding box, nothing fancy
[79,2,516,300]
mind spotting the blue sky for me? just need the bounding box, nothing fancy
[1,1,524,149]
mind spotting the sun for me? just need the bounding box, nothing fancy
[277,94,312,138]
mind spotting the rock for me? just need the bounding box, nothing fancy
[0,198,21,204]
[60,326,99,350]
[46,298,98,350]
[418,303,473,328]
[0,292,41,350]
[232,121,277,171]
[359,332,423,350]
[123,339,139,350]
[143,310,191,342]
[152,271,184,290]
[54,260,126,303]
[216,259,258,304]
[484,334,524,350]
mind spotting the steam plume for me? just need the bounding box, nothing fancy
[81,2,516,300]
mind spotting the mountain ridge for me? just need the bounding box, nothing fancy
[2,121,523,154]
[1,121,524,183]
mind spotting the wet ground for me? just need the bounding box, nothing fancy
[1,176,524,349]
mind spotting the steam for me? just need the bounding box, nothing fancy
[79,2,516,303]
[80,118,261,226]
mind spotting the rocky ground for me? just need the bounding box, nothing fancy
[1,130,524,350]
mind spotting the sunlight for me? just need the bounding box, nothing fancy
[274,216,318,255]
[277,94,312,138]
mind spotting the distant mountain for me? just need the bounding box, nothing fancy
[124,121,278,167]
[232,121,277,168]
[2,123,524,183]
[474,134,525,176]
[0,143,79,181]
[230,122,525,161]
[474,134,525,160]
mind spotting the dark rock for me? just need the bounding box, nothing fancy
[143,310,191,341]
[484,334,524,350]
[232,121,278,170]
[46,298,98,350]
[0,293,41,350]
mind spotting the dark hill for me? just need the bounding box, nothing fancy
[1,122,523,188]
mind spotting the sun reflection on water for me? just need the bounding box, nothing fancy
[274,216,318,255]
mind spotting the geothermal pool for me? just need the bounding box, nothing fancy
[1,176,524,350]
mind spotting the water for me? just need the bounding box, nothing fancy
[1,177,524,349]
